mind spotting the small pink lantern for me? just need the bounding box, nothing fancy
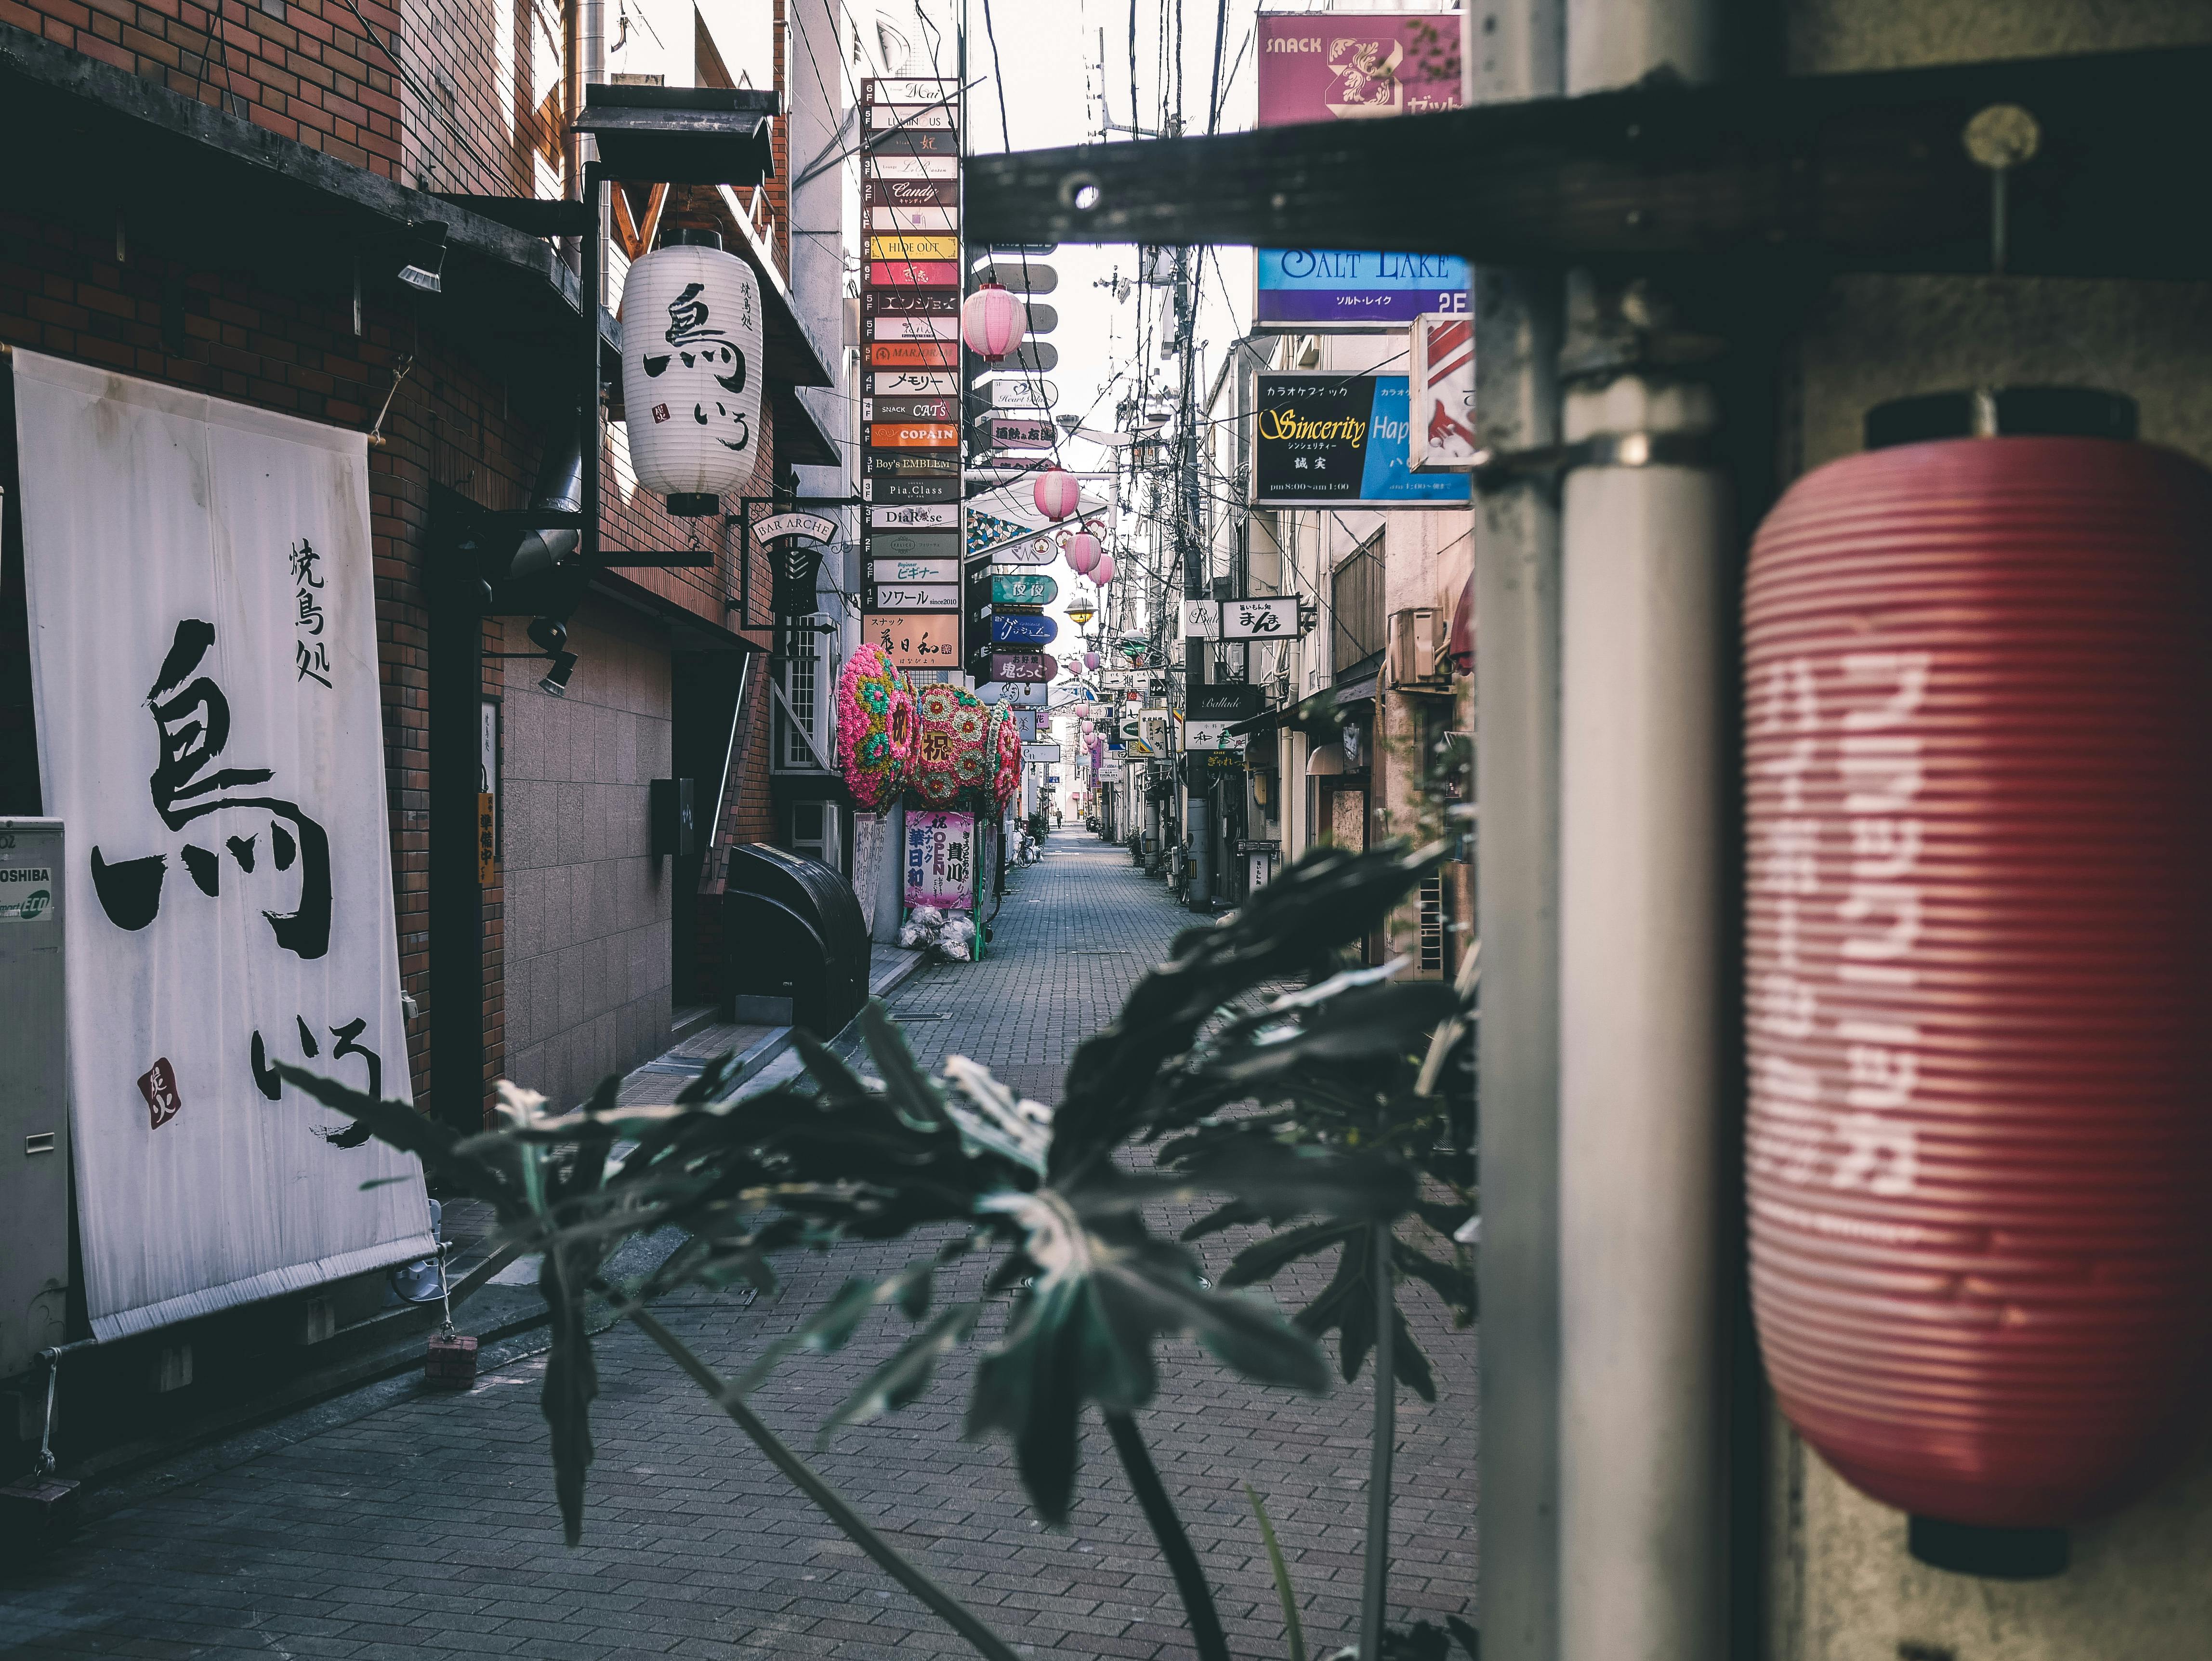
[1064,530,1100,576]
[1034,468,1080,523]
[960,282,1027,362]
[1093,551,1118,586]
[1084,651,1101,670]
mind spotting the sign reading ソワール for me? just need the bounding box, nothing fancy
[861,74,964,667]
[11,351,432,1341]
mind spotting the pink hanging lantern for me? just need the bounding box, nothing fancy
[960,282,1027,363]
[1034,468,1080,523]
[1064,530,1100,576]
[1084,651,1100,670]
[1093,551,1117,586]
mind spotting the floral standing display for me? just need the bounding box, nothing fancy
[835,643,917,811]
[988,703,1023,806]
[908,681,992,807]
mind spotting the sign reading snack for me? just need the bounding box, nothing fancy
[863,609,962,669]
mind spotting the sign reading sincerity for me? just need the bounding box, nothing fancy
[1254,14,1469,327]
[1251,374,1472,508]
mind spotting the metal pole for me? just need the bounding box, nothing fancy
[581,162,602,567]
[1556,0,1728,1656]
[1471,0,1566,1644]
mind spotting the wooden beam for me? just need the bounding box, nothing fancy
[964,45,2212,281]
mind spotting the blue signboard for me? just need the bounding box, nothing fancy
[990,612,1059,646]
[1256,250,1469,327]
[1251,374,1471,507]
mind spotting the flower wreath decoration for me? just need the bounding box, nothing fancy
[909,681,991,807]
[988,703,1023,806]
[835,643,916,811]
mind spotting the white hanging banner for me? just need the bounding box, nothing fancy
[14,351,432,1341]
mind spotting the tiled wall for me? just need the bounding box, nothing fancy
[492,597,673,1109]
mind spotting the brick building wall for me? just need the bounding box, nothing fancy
[0,202,790,1109]
[2,0,402,172]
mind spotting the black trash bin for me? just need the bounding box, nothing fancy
[721,844,871,1036]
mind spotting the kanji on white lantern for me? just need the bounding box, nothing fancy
[961,282,1027,362]
[1034,468,1080,522]
[619,232,764,515]
[1065,530,1100,575]
[1093,551,1118,586]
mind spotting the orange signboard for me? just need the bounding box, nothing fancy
[863,610,962,669]
[869,422,959,449]
[869,340,959,369]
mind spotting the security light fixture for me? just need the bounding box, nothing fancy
[527,615,568,656]
[397,221,448,295]
[539,651,578,698]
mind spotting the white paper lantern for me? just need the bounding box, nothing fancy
[1093,551,1118,586]
[619,236,764,511]
[1064,530,1100,576]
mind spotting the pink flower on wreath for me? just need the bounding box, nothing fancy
[836,644,916,811]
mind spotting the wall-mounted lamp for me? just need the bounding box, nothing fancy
[539,651,578,698]
[397,221,448,295]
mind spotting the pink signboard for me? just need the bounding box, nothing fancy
[904,810,976,910]
[1255,13,1463,124]
[1255,14,1468,325]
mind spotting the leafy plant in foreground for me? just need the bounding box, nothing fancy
[282,841,1475,1661]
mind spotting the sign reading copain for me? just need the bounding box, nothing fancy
[1251,373,1471,508]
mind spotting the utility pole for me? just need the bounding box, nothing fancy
[1167,111,1213,910]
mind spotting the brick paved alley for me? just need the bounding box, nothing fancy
[1,832,1477,1661]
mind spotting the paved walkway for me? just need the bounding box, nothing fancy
[2,831,1476,1661]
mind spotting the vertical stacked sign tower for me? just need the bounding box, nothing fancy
[859,76,963,672]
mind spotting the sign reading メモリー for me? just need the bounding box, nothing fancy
[1251,374,1473,507]
[860,73,963,657]
[1254,14,1469,326]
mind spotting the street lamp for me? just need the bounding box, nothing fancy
[1066,594,1096,628]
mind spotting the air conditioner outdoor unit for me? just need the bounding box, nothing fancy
[1386,607,1450,691]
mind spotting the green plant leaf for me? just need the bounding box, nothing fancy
[819,1300,985,1442]
[1247,1484,1308,1661]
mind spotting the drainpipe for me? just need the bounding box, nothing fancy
[1556,0,1727,1657]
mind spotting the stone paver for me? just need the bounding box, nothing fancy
[0,831,1476,1661]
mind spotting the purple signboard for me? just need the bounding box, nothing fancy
[904,810,976,910]
[1255,14,1468,326]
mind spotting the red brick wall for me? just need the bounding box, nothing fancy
[3,0,402,173]
[397,0,565,196]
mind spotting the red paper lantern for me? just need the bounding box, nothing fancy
[961,282,1027,363]
[1034,468,1080,523]
[1093,551,1116,586]
[1065,530,1100,575]
[1743,407,2212,1555]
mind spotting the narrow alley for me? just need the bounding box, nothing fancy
[2,832,1477,1661]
